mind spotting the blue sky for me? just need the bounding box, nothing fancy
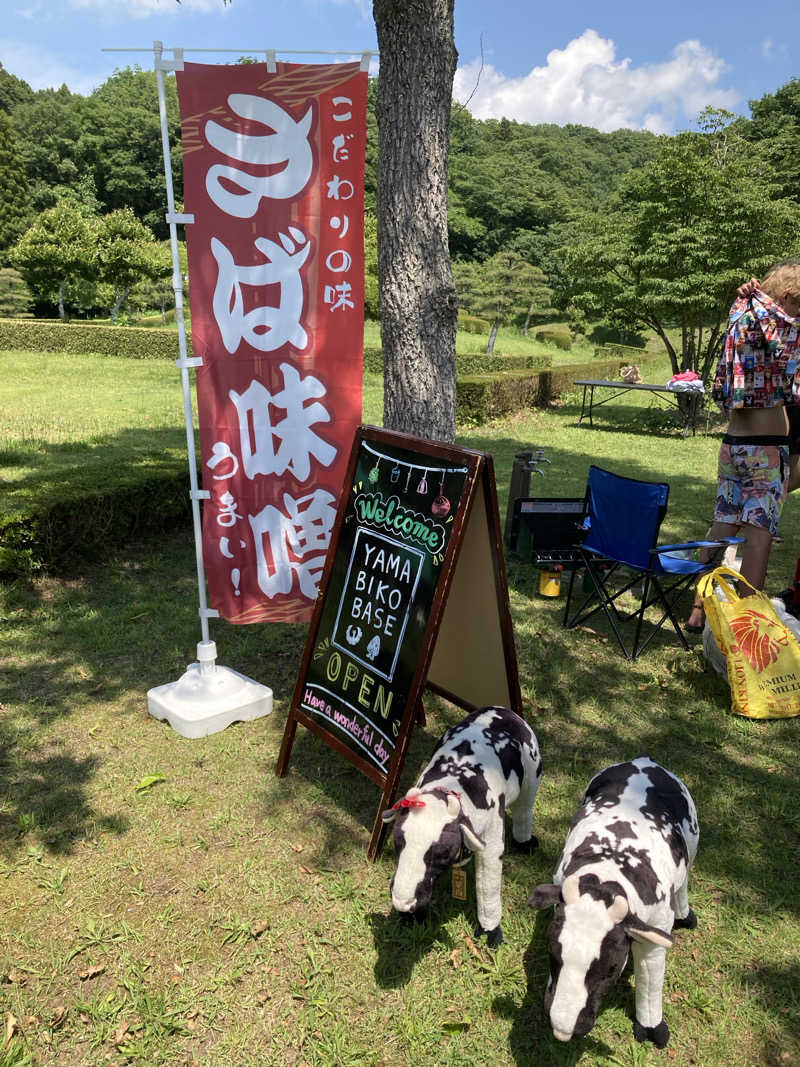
[1,0,797,132]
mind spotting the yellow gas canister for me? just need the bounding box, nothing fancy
[538,566,563,597]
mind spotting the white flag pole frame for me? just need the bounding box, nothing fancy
[104,40,375,736]
[143,39,278,738]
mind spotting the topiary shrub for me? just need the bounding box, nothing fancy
[0,318,184,359]
[534,327,572,351]
[458,312,491,335]
[0,468,194,577]
[363,346,383,374]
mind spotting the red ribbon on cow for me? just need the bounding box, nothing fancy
[392,797,427,810]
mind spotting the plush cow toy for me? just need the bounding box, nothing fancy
[529,757,699,1048]
[382,706,542,947]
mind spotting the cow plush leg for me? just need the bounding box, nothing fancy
[632,943,670,1047]
[508,766,540,851]
[672,876,697,929]
[473,848,504,947]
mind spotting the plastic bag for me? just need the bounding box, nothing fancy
[697,566,800,719]
[620,364,642,384]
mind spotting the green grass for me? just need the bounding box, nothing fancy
[0,351,186,518]
[1,345,799,1065]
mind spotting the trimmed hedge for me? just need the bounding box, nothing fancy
[0,318,184,360]
[456,355,642,423]
[458,312,492,335]
[364,348,553,376]
[0,467,194,577]
[364,345,383,374]
[534,327,572,351]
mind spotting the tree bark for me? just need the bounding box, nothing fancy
[58,281,65,322]
[373,0,459,442]
[486,319,499,355]
[110,287,129,324]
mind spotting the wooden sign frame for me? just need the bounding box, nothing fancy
[276,426,521,859]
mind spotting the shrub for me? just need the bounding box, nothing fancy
[534,327,572,351]
[458,312,491,335]
[363,348,553,377]
[456,353,552,375]
[457,369,545,423]
[589,322,647,348]
[455,355,648,424]
[0,318,184,359]
[0,469,194,577]
[363,346,383,374]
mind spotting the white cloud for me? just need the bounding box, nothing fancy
[0,38,110,93]
[453,29,739,133]
[69,0,220,16]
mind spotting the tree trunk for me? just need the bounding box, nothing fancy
[523,301,534,337]
[110,288,129,325]
[57,281,65,322]
[486,319,499,354]
[373,0,459,442]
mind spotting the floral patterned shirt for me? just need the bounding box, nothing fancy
[712,289,800,412]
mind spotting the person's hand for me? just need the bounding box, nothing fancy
[737,277,760,298]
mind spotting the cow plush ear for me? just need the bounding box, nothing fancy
[461,822,486,853]
[623,916,673,948]
[381,808,399,824]
[528,884,563,909]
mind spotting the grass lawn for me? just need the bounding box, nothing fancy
[1,355,799,1066]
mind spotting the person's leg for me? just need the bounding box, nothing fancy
[685,439,740,631]
[685,520,740,631]
[736,523,773,592]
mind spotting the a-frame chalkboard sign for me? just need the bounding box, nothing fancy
[276,426,522,859]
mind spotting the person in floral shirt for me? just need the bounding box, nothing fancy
[685,262,800,633]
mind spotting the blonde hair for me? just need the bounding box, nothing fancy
[761,260,800,304]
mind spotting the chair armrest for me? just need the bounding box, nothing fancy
[649,536,745,555]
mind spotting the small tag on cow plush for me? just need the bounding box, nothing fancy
[451,867,468,900]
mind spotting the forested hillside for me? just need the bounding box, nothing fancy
[1,59,799,362]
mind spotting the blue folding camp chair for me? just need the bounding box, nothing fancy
[563,466,743,660]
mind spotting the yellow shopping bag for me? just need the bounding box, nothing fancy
[697,566,800,719]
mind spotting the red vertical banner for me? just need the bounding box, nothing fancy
[176,61,367,623]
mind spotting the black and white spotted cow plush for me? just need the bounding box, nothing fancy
[529,757,699,1048]
[381,705,542,948]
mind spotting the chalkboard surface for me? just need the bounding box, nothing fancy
[297,436,469,775]
[277,426,521,858]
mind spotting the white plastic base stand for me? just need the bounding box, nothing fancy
[147,641,273,739]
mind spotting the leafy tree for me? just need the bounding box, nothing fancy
[0,63,33,114]
[373,0,459,441]
[130,240,186,322]
[0,267,33,318]
[454,252,551,353]
[363,210,379,321]
[9,85,89,215]
[11,201,100,320]
[0,112,30,260]
[95,207,171,323]
[741,78,800,207]
[562,119,800,378]
[86,67,182,236]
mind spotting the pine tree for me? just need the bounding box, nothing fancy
[0,112,30,262]
[0,267,33,318]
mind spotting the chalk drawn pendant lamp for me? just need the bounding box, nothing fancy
[147,640,273,740]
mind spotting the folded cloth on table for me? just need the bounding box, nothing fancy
[667,375,704,393]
